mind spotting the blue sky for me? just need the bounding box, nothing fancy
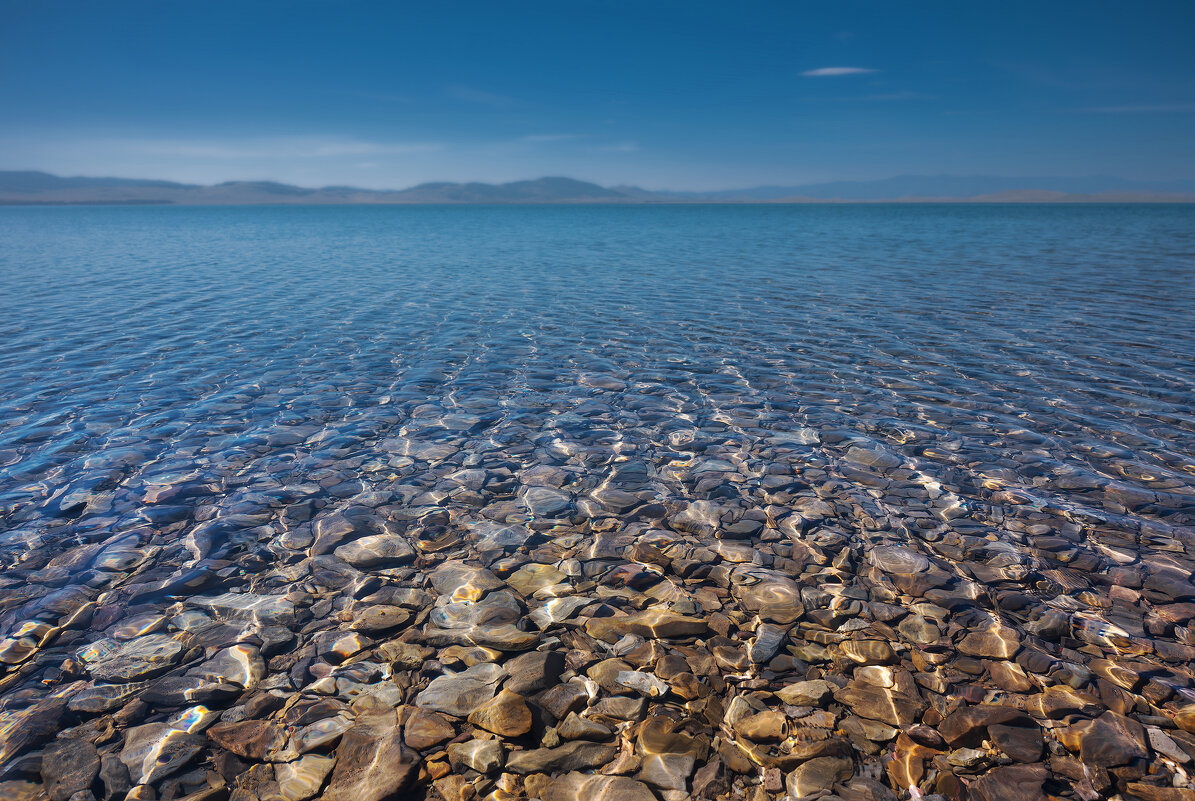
[1,1,1192,189]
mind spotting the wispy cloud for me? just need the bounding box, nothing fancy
[801,67,878,77]
[1075,103,1195,113]
[131,137,443,159]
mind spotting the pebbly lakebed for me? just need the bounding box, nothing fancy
[0,203,1193,801]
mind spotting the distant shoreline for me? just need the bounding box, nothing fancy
[3,198,1194,206]
[3,170,1194,206]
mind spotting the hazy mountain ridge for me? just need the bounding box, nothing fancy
[2,170,1193,204]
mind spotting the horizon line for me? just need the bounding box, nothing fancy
[5,168,1195,195]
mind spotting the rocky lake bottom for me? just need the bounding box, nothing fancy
[0,203,1193,801]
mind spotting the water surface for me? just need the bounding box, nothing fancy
[1,204,1194,794]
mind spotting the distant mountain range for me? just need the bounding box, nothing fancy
[2,170,1193,205]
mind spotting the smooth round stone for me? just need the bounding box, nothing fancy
[351,605,412,633]
[274,755,335,801]
[428,591,522,629]
[522,487,572,518]
[507,563,567,596]
[732,568,804,624]
[958,624,1021,659]
[84,634,184,683]
[840,640,897,665]
[557,712,613,741]
[404,709,456,751]
[333,534,415,568]
[868,545,930,576]
[735,710,789,742]
[897,615,942,644]
[428,561,503,602]
[447,739,504,774]
[786,756,853,797]
[292,716,353,753]
[119,723,204,785]
[467,688,533,737]
[187,644,265,688]
[415,663,506,717]
[111,614,167,640]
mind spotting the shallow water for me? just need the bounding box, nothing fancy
[1,203,1194,796]
[2,204,1192,550]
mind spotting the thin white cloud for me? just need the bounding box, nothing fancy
[1076,103,1195,113]
[130,137,443,159]
[801,67,878,77]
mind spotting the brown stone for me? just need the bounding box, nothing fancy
[207,719,286,761]
[584,610,710,642]
[1077,711,1149,767]
[833,685,926,727]
[989,723,1043,763]
[321,711,420,801]
[938,705,1028,748]
[404,709,455,751]
[786,756,853,797]
[958,624,1021,659]
[467,688,532,737]
[543,772,657,801]
[734,710,789,742]
[969,764,1047,801]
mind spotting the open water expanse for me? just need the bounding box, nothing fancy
[0,204,1193,801]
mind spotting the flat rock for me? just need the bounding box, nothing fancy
[543,772,657,801]
[1077,710,1148,767]
[429,561,504,602]
[119,723,203,785]
[834,685,926,727]
[192,592,295,626]
[505,741,620,774]
[467,688,532,737]
[968,763,1048,801]
[447,739,504,774]
[41,739,100,801]
[274,755,335,801]
[82,634,184,683]
[638,752,696,791]
[777,680,835,707]
[939,705,1028,747]
[415,662,505,717]
[584,610,710,642]
[404,709,455,750]
[503,649,565,695]
[207,719,286,760]
[334,534,415,568]
[787,756,854,797]
[321,711,419,801]
[958,623,1021,659]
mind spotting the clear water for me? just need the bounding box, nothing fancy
[1,204,1194,730]
[2,204,1192,539]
